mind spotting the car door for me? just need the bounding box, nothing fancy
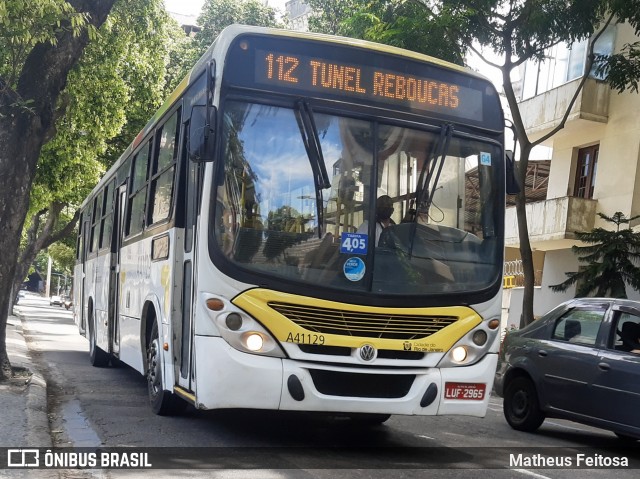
[591,306,640,432]
[534,305,608,415]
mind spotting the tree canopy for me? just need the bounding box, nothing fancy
[306,0,466,64]
[10,0,177,302]
[418,0,640,325]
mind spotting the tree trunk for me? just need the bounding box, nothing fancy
[0,0,116,381]
[512,142,536,327]
[10,204,79,310]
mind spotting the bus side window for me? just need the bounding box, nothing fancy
[149,108,181,226]
[126,140,151,237]
[90,191,102,253]
[99,180,114,250]
[76,211,84,261]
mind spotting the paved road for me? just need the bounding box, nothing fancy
[13,296,640,478]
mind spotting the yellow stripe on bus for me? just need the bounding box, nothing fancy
[233,288,481,352]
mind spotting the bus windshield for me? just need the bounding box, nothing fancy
[213,100,503,297]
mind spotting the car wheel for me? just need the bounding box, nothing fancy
[503,376,545,432]
[146,322,186,416]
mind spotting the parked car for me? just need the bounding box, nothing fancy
[495,298,640,441]
[49,295,63,306]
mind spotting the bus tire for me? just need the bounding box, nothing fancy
[503,376,545,432]
[146,322,186,416]
[88,310,109,368]
[348,413,391,426]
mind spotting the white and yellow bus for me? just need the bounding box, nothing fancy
[73,25,506,421]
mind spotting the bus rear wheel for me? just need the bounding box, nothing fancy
[146,322,186,415]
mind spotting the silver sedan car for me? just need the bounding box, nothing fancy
[494,298,640,441]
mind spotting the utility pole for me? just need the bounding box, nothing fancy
[46,256,52,298]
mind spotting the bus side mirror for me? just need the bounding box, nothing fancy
[189,105,216,162]
[505,150,520,195]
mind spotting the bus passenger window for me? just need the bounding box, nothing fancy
[127,141,151,236]
[99,181,114,250]
[149,110,180,225]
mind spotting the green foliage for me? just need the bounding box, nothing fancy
[0,0,90,87]
[440,0,606,61]
[595,41,640,93]
[307,0,466,64]
[163,0,284,96]
[192,0,282,60]
[550,212,640,298]
[9,0,175,282]
[29,0,173,219]
[163,19,197,95]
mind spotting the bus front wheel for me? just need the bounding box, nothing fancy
[88,311,109,367]
[146,322,186,415]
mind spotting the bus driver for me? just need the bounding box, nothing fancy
[357,195,396,245]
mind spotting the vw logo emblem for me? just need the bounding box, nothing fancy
[359,344,377,362]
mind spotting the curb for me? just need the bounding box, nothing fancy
[12,310,52,448]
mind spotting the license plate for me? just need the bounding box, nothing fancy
[444,382,486,400]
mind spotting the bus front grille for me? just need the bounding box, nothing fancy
[269,302,458,340]
[308,369,415,398]
[298,344,425,360]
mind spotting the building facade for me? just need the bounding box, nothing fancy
[504,22,640,327]
[284,0,312,31]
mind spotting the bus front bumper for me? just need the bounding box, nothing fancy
[193,336,497,417]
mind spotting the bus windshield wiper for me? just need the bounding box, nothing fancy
[407,124,454,257]
[413,123,454,220]
[294,100,331,237]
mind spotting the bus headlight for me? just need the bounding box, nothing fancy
[451,346,467,362]
[437,319,500,368]
[244,333,264,352]
[203,294,285,358]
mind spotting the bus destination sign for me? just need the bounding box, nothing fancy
[254,48,484,121]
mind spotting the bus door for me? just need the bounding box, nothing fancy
[78,217,91,334]
[109,184,128,357]
[175,160,203,390]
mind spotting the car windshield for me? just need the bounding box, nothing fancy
[212,100,503,297]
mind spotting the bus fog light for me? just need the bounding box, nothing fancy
[225,313,243,331]
[472,330,488,346]
[245,333,264,352]
[452,346,467,362]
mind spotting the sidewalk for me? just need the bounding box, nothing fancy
[0,311,51,448]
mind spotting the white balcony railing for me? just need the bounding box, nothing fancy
[518,78,610,138]
[505,196,597,250]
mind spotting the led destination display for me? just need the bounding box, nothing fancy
[261,53,464,113]
[225,35,502,129]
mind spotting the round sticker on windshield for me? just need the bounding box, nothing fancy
[343,257,366,282]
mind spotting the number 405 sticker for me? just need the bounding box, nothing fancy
[340,233,368,254]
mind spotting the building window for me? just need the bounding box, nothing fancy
[520,25,616,100]
[574,145,599,199]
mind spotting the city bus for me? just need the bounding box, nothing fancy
[73,25,507,420]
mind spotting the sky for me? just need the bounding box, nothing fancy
[163,0,289,17]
